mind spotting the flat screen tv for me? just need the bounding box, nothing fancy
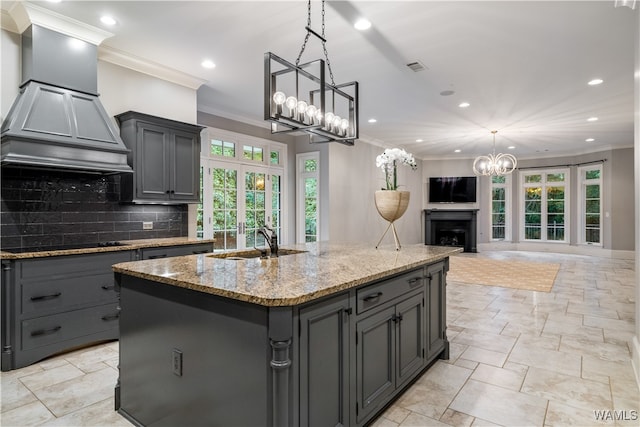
[429,176,477,203]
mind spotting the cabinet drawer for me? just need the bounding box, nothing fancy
[357,269,424,314]
[21,273,117,317]
[18,251,133,280]
[141,244,212,259]
[21,303,120,351]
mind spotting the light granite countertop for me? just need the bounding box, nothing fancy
[113,243,463,307]
[0,237,215,260]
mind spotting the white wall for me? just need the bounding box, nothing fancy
[1,29,21,121]
[328,141,423,246]
[98,61,197,125]
[632,3,640,392]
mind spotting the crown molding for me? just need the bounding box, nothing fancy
[8,1,112,45]
[99,45,207,90]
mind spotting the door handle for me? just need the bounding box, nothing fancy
[101,285,116,291]
[148,254,168,259]
[101,313,120,322]
[407,277,421,285]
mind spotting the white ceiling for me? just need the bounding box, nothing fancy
[2,1,637,159]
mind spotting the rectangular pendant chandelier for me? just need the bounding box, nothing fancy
[264,52,358,145]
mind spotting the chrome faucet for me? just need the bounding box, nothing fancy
[257,226,278,257]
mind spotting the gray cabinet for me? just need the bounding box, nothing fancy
[1,251,134,371]
[140,243,212,260]
[299,293,350,427]
[116,111,204,204]
[355,291,424,422]
[426,261,447,359]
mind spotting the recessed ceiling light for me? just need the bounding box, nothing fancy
[507,146,515,150]
[587,117,599,122]
[588,78,604,86]
[201,59,216,69]
[585,138,595,142]
[458,102,470,108]
[416,139,423,143]
[454,149,461,153]
[100,16,117,26]
[354,18,371,31]
[368,118,377,123]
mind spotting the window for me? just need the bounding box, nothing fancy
[210,139,235,157]
[579,165,602,245]
[243,145,263,162]
[490,175,510,240]
[520,169,569,242]
[297,152,319,243]
[199,128,286,249]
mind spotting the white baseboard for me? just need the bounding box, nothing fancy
[477,242,635,260]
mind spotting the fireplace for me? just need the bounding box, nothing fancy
[424,209,478,252]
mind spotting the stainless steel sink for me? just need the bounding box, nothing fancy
[208,249,307,260]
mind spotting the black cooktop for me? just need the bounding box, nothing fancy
[4,241,127,253]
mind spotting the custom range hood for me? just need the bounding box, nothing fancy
[1,5,132,174]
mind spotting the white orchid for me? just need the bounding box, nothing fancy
[376,148,418,190]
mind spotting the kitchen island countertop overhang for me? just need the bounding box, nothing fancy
[112,242,463,306]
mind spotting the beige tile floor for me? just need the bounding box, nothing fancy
[1,251,638,426]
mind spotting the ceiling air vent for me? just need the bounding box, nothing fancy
[406,61,427,72]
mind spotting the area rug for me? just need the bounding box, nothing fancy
[448,256,560,292]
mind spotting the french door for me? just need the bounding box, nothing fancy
[199,160,282,251]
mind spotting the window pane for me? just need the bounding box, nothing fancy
[244,145,253,160]
[547,173,565,182]
[492,176,506,184]
[211,140,223,156]
[256,191,265,209]
[305,178,317,197]
[492,201,505,214]
[492,187,505,201]
[223,141,235,157]
[254,147,263,162]
[256,173,265,191]
[585,199,600,214]
[525,187,542,200]
[585,169,600,180]
[245,172,254,190]
[271,151,279,165]
[525,174,541,183]
[304,159,317,172]
[547,186,565,201]
[585,184,600,198]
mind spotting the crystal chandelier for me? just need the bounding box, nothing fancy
[473,130,517,176]
[264,0,359,145]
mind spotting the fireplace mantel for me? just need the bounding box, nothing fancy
[424,209,478,253]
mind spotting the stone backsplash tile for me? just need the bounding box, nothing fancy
[0,168,189,251]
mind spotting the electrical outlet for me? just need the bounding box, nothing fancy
[143,221,153,230]
[172,349,183,376]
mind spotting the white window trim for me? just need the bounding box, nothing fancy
[490,175,511,241]
[296,152,320,244]
[197,127,288,245]
[519,168,570,243]
[578,164,603,246]
[201,127,286,169]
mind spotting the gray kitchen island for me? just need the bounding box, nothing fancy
[112,243,462,427]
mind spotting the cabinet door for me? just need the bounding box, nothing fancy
[136,122,169,201]
[426,261,446,359]
[356,305,395,422]
[396,292,425,386]
[171,129,200,201]
[299,293,350,427]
